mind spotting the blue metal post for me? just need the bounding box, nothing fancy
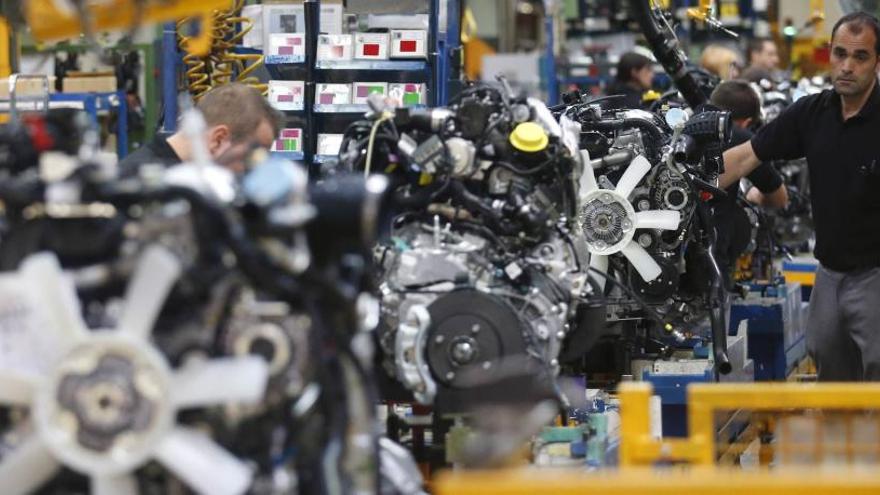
[544,9,558,105]
[116,91,128,158]
[445,0,461,104]
[161,22,178,133]
[430,0,443,106]
[82,94,98,127]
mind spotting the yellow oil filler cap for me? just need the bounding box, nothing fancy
[642,90,662,103]
[509,122,549,153]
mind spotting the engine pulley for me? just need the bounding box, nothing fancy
[425,290,527,389]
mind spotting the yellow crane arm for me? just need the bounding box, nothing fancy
[23,0,231,56]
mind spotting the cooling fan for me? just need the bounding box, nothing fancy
[0,246,269,495]
[578,152,681,284]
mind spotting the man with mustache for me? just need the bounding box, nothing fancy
[720,12,880,381]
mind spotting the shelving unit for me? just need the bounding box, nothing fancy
[262,0,434,174]
[0,91,129,158]
[161,0,461,176]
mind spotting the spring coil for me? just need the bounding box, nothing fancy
[177,0,267,101]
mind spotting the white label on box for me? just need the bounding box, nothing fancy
[390,30,427,58]
[262,3,343,46]
[317,134,344,156]
[389,83,426,106]
[316,83,352,105]
[268,80,305,110]
[268,33,305,56]
[354,33,390,60]
[273,128,303,152]
[351,82,388,104]
[317,34,353,61]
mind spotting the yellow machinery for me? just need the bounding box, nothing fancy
[177,0,267,100]
[22,0,229,56]
[685,0,739,38]
[10,0,266,100]
[434,381,880,493]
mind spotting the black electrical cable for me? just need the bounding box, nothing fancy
[585,265,675,334]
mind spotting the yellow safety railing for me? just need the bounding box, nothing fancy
[434,468,880,495]
[434,382,880,493]
[619,382,880,467]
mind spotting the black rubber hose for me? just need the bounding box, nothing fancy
[632,0,708,109]
[448,181,516,235]
[694,202,732,375]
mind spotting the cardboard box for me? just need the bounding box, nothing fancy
[317,34,353,61]
[315,83,351,105]
[354,32,390,60]
[390,30,428,59]
[273,128,303,152]
[317,133,344,156]
[389,83,426,106]
[268,33,305,57]
[351,82,388,104]
[268,80,305,110]
[62,75,117,93]
[0,76,56,99]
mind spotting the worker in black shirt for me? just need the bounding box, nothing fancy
[721,12,880,381]
[605,52,655,109]
[119,83,283,177]
[709,80,788,288]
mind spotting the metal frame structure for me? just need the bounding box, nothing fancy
[434,468,880,495]
[619,382,880,466]
[433,381,880,494]
[0,90,129,157]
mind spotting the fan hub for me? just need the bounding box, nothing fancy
[33,333,174,476]
[579,189,637,254]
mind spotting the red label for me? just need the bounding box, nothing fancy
[363,43,380,56]
[399,40,417,53]
[699,191,714,202]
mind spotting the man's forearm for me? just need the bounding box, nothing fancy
[720,141,761,189]
[746,185,788,209]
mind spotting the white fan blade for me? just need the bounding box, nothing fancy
[92,474,138,495]
[614,154,652,198]
[155,427,253,495]
[578,150,598,195]
[21,253,87,346]
[0,434,61,495]
[621,241,663,282]
[118,245,182,340]
[170,356,268,409]
[0,370,38,405]
[589,254,608,292]
[635,210,681,231]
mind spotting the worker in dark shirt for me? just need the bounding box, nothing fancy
[721,12,880,381]
[119,83,283,177]
[605,52,655,109]
[709,80,788,287]
[742,36,782,84]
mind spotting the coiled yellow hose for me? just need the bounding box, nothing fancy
[177,0,267,101]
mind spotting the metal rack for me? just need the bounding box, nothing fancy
[158,1,461,175]
[0,91,129,158]
[261,0,459,174]
[159,1,460,175]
